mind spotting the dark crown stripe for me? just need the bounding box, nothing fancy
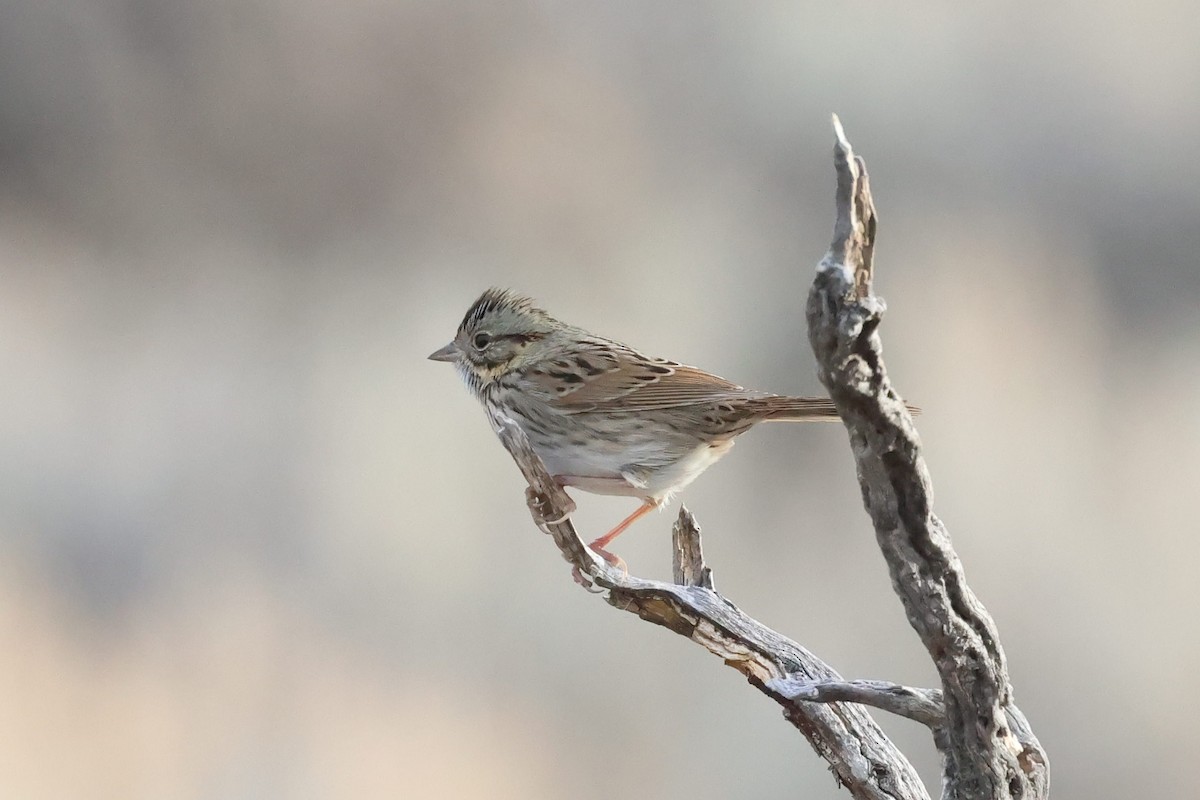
[459,287,548,332]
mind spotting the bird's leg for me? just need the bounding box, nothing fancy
[587,500,656,570]
[591,500,655,549]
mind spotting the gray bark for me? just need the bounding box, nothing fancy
[804,117,1048,799]
[490,117,1048,800]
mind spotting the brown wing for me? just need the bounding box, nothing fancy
[518,339,769,413]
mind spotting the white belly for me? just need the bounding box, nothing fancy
[544,439,734,503]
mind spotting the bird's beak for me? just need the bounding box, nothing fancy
[427,342,459,362]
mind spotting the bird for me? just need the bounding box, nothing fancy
[429,288,848,568]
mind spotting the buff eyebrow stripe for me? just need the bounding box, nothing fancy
[504,332,546,344]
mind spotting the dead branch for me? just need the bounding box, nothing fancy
[489,117,1047,800]
[769,678,945,729]
[804,116,1048,799]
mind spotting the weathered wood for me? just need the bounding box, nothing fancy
[488,117,1047,800]
[770,678,945,729]
[495,412,928,800]
[805,116,1048,799]
[671,505,714,590]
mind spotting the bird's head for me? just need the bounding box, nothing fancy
[428,288,560,389]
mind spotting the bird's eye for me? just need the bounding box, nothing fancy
[472,332,492,349]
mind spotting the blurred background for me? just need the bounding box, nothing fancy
[1,2,1197,798]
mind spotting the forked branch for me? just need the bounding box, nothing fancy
[495,408,927,800]
[492,118,1046,800]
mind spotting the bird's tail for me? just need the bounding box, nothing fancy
[754,396,841,421]
[755,395,920,421]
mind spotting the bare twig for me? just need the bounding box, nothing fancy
[770,678,944,729]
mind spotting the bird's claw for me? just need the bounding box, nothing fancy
[525,487,571,531]
[571,564,604,592]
